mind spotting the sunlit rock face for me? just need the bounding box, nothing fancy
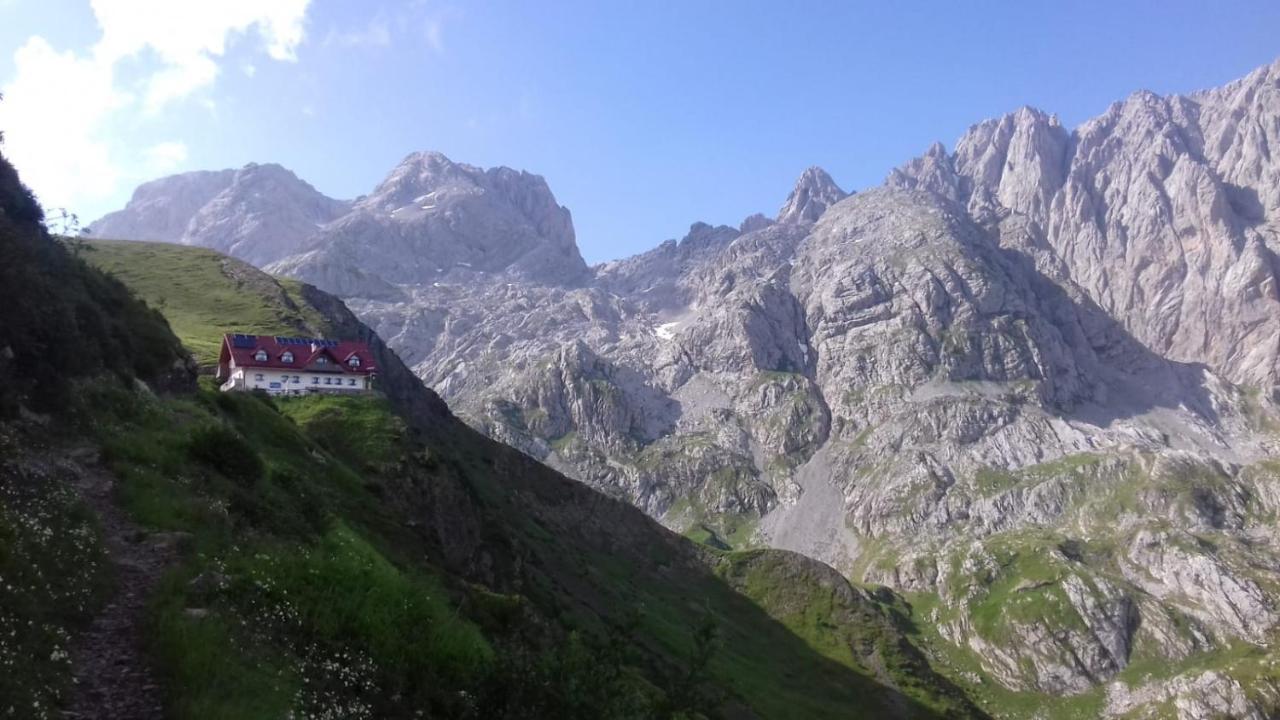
[890,59,1280,389]
[90,163,349,267]
[270,151,590,290]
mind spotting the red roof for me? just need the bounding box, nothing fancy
[217,334,378,377]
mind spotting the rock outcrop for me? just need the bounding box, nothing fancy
[777,166,848,224]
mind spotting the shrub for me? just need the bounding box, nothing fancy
[186,424,263,485]
[213,391,239,414]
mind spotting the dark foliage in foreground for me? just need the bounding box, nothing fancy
[0,149,188,415]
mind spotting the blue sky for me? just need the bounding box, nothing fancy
[2,1,1279,263]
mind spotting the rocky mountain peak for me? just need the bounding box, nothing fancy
[360,151,481,213]
[265,151,589,292]
[88,163,347,266]
[680,221,739,251]
[219,162,335,203]
[592,220,741,312]
[950,105,1070,222]
[357,151,574,242]
[776,166,848,225]
[738,212,775,233]
[1188,56,1280,105]
[182,163,349,266]
[886,143,962,203]
[88,168,235,242]
[235,161,305,182]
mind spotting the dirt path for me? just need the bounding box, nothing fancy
[62,449,180,720]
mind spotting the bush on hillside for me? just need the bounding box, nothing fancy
[186,424,264,485]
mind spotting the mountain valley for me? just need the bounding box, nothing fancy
[77,58,1280,718]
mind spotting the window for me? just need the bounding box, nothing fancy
[281,351,294,364]
[293,376,301,384]
[348,356,361,368]
[254,349,268,362]
[324,377,331,385]
[348,378,356,386]
[312,377,319,385]
[316,356,328,365]
[254,373,264,381]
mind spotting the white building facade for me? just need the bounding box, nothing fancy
[216,334,378,396]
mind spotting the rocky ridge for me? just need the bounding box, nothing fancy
[888,60,1280,389]
[267,151,589,294]
[90,163,348,266]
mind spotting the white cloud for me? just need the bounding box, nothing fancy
[324,13,392,49]
[421,6,462,55]
[141,54,219,113]
[425,17,445,54]
[0,37,124,208]
[89,0,311,109]
[320,5,452,56]
[144,140,188,172]
[0,0,312,212]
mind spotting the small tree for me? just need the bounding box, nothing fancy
[45,207,81,236]
[664,604,724,717]
[44,208,89,254]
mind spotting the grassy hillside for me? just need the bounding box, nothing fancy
[78,381,976,718]
[8,226,985,716]
[81,240,329,365]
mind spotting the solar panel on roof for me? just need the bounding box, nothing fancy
[280,337,339,347]
[232,334,256,349]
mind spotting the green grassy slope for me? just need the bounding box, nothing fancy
[36,233,985,716]
[81,381,978,718]
[81,240,328,364]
